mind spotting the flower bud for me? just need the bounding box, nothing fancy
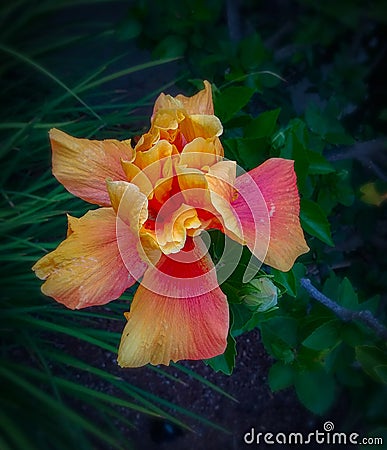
[242,277,278,312]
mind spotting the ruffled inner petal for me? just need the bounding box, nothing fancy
[179,114,223,143]
[176,159,243,243]
[153,80,214,116]
[106,180,148,232]
[155,203,202,254]
[179,137,223,168]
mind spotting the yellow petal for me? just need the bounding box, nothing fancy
[50,128,133,206]
[120,161,154,197]
[180,114,223,143]
[176,80,215,115]
[176,165,208,193]
[118,283,228,367]
[152,108,185,131]
[134,140,175,170]
[152,175,174,204]
[179,137,223,169]
[152,94,183,117]
[177,80,214,114]
[123,141,176,200]
[133,127,160,153]
[105,180,164,270]
[206,160,237,203]
[360,182,387,206]
[150,81,222,145]
[152,81,214,116]
[138,232,162,267]
[106,180,148,233]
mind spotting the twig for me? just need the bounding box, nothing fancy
[326,138,386,162]
[300,278,387,341]
[358,157,387,182]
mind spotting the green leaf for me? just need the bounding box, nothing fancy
[322,271,340,299]
[268,362,294,392]
[294,369,336,415]
[116,18,141,41]
[214,86,255,123]
[263,317,299,346]
[336,365,364,387]
[302,320,341,350]
[374,366,387,384]
[226,136,268,169]
[225,113,252,129]
[244,108,281,139]
[280,119,310,190]
[271,267,297,297]
[305,101,354,145]
[300,198,334,246]
[0,365,120,448]
[153,35,186,58]
[340,323,367,347]
[260,317,298,362]
[244,308,279,331]
[205,333,236,375]
[307,150,335,174]
[335,169,355,206]
[338,277,358,309]
[239,32,268,70]
[355,345,387,384]
[230,303,254,333]
[325,343,353,371]
[318,169,354,213]
[292,262,307,281]
[357,295,380,315]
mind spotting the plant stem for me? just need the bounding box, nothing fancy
[300,278,387,341]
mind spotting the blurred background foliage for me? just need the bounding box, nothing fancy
[1,0,387,448]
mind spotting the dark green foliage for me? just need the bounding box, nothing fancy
[205,333,237,375]
[2,0,387,447]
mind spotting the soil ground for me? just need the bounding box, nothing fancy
[65,321,355,450]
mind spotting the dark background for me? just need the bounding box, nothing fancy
[1,1,386,449]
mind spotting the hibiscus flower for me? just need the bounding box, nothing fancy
[33,81,309,367]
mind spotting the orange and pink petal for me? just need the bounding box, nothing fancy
[50,128,133,206]
[232,158,309,271]
[117,237,229,367]
[32,208,146,309]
